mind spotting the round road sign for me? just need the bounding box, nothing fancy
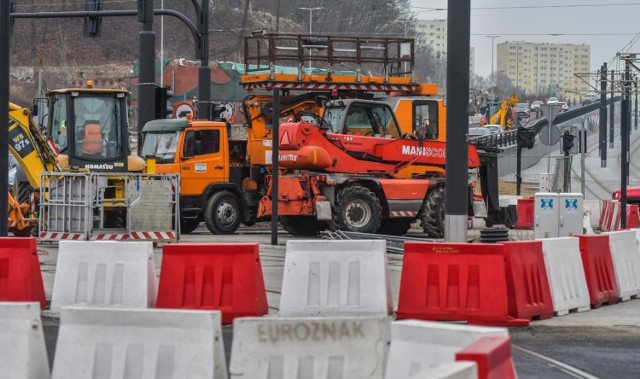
[539,124,561,146]
[174,102,195,118]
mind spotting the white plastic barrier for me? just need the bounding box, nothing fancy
[230,316,390,378]
[385,320,507,379]
[583,199,601,230]
[50,241,157,312]
[541,237,591,315]
[607,230,640,301]
[279,240,393,317]
[0,302,50,379]
[408,362,478,379]
[52,307,227,379]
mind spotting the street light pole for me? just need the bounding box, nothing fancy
[514,40,524,94]
[299,7,324,69]
[486,35,499,101]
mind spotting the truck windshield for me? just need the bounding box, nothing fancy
[141,132,180,163]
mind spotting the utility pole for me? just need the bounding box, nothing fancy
[486,35,499,101]
[620,59,630,228]
[610,69,615,148]
[444,0,470,242]
[0,0,9,235]
[299,7,323,69]
[137,0,155,152]
[599,63,608,167]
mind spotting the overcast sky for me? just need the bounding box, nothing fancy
[409,0,640,78]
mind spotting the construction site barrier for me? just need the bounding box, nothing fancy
[39,172,179,242]
[599,200,617,232]
[503,241,554,321]
[583,199,601,230]
[606,230,640,301]
[51,307,227,379]
[407,362,477,379]
[229,316,390,378]
[540,238,591,315]
[50,241,157,312]
[385,320,508,379]
[455,336,517,379]
[626,205,640,228]
[279,240,393,317]
[0,302,49,379]
[577,235,619,308]
[156,243,268,324]
[0,238,46,309]
[514,198,534,229]
[397,242,528,326]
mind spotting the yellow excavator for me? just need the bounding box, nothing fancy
[8,84,178,241]
[489,93,519,130]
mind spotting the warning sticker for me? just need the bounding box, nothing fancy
[280,130,291,146]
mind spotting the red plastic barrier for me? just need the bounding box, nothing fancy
[600,200,613,231]
[0,237,46,309]
[397,242,528,326]
[626,205,640,229]
[503,241,554,320]
[515,198,534,229]
[156,243,268,324]
[455,336,517,379]
[578,235,619,308]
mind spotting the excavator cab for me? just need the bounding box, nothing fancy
[42,87,131,172]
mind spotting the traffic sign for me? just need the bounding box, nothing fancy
[539,125,561,146]
[173,102,195,118]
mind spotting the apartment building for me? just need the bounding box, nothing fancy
[414,19,475,76]
[496,41,591,100]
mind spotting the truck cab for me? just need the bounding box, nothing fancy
[141,118,258,235]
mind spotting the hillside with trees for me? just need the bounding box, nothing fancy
[10,0,451,104]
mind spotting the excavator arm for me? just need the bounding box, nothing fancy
[9,102,59,188]
[7,102,59,236]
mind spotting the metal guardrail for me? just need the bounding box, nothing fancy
[470,96,622,152]
[322,230,434,254]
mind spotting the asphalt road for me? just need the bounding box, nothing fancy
[36,225,640,378]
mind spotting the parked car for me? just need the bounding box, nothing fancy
[530,100,544,117]
[468,127,492,138]
[558,102,569,112]
[484,124,504,134]
[547,97,559,104]
[516,103,530,119]
[531,100,543,110]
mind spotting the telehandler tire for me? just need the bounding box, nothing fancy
[204,191,241,234]
[280,216,327,236]
[376,218,413,236]
[420,186,445,238]
[330,186,382,233]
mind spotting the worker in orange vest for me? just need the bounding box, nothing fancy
[81,122,104,156]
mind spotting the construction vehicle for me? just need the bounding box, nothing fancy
[247,33,512,237]
[489,93,519,130]
[8,84,178,241]
[142,33,511,237]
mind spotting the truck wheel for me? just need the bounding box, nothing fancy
[377,218,413,236]
[280,216,327,236]
[204,192,241,235]
[180,219,201,234]
[13,181,31,206]
[330,186,382,233]
[104,210,126,229]
[420,187,445,238]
